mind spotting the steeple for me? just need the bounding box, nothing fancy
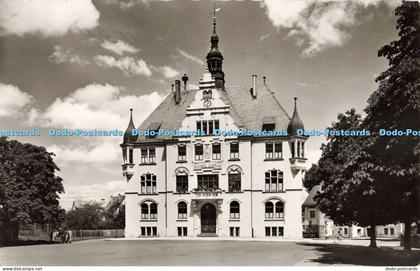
[206,3,225,89]
[287,98,305,136]
[123,108,137,143]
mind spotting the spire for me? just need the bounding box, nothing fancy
[123,108,137,143]
[206,2,224,89]
[287,97,305,136]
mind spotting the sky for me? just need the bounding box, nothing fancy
[0,0,402,209]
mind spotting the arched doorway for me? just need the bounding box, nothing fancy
[200,203,216,233]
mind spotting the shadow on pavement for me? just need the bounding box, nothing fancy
[299,243,420,266]
[0,240,59,248]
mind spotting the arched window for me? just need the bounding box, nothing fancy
[178,202,187,219]
[230,201,240,219]
[228,173,241,192]
[265,170,283,192]
[265,202,274,218]
[275,202,284,219]
[141,203,149,219]
[150,203,157,219]
[141,173,157,194]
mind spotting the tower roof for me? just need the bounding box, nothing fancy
[287,97,305,136]
[123,108,137,143]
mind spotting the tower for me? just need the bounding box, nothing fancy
[206,4,225,90]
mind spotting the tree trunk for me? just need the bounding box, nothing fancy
[403,220,412,252]
[369,223,377,248]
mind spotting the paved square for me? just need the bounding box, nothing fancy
[1,239,419,266]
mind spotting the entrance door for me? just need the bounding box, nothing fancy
[201,203,216,233]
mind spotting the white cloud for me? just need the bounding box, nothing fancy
[50,45,89,66]
[151,65,180,79]
[306,149,323,167]
[48,141,120,165]
[176,48,205,65]
[95,55,152,76]
[0,0,100,37]
[261,0,399,56]
[33,83,164,130]
[101,39,140,56]
[0,83,33,117]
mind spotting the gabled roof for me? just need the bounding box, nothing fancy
[133,84,292,143]
[303,185,321,207]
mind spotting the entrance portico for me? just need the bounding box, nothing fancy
[192,199,223,236]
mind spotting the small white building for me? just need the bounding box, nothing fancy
[121,15,308,239]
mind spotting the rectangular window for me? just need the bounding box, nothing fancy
[384,228,388,235]
[129,148,133,164]
[146,227,151,236]
[196,121,201,132]
[141,227,146,236]
[272,227,277,237]
[197,175,219,190]
[149,148,156,163]
[152,227,157,236]
[310,210,316,219]
[278,227,284,237]
[176,175,188,193]
[214,120,219,131]
[195,144,203,160]
[265,227,271,237]
[203,121,208,135]
[291,141,295,158]
[344,228,348,235]
[274,142,282,159]
[183,227,187,236]
[230,142,239,159]
[212,143,221,160]
[390,228,394,235]
[229,227,240,237]
[141,148,148,164]
[177,227,187,237]
[178,227,182,237]
[265,143,273,159]
[178,145,186,161]
[228,174,241,192]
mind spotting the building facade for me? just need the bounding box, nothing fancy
[121,15,308,239]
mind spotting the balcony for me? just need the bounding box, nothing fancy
[191,188,222,200]
[289,157,307,173]
[122,163,135,177]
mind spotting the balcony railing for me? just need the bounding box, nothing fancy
[191,188,222,200]
[122,163,135,177]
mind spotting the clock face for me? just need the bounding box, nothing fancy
[204,99,212,108]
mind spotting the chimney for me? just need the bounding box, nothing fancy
[182,73,188,90]
[250,74,257,98]
[174,80,181,104]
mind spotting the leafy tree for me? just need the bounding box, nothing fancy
[363,1,420,251]
[65,202,104,230]
[307,109,393,248]
[102,199,125,229]
[0,137,65,242]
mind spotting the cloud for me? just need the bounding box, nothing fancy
[306,149,323,166]
[151,65,180,79]
[95,55,152,76]
[101,40,140,56]
[0,0,100,37]
[261,0,399,56]
[32,83,164,130]
[50,45,89,66]
[176,48,205,65]
[0,83,33,118]
[48,141,120,165]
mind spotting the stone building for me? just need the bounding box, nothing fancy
[121,14,308,239]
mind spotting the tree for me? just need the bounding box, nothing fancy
[102,198,125,229]
[306,109,393,248]
[363,1,420,251]
[0,137,65,242]
[65,202,104,230]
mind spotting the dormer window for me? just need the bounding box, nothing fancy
[203,89,212,100]
[262,117,276,131]
[196,120,220,135]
